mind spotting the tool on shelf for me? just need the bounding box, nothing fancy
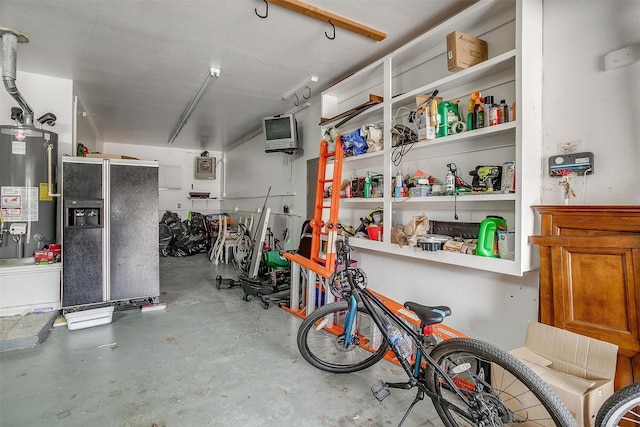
[319,94,383,127]
[469,166,502,192]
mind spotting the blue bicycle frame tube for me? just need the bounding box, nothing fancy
[413,348,422,378]
[342,295,358,348]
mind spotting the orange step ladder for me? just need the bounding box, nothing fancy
[284,137,344,316]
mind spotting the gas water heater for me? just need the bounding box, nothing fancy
[0,27,59,259]
[0,127,58,259]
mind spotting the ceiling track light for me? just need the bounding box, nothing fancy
[167,67,221,144]
[282,75,318,101]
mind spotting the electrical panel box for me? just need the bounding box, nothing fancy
[195,157,216,180]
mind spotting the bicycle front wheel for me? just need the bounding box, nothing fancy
[596,382,640,426]
[425,338,577,427]
[297,301,390,373]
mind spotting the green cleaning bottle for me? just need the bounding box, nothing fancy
[476,216,507,257]
[437,101,461,138]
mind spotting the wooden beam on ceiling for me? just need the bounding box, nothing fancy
[269,0,387,42]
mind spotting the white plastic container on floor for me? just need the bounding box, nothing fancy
[65,306,114,331]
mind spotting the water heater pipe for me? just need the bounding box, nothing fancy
[47,144,60,197]
[0,27,34,126]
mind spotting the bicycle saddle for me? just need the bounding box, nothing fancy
[404,302,451,326]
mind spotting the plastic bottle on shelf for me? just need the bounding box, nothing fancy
[445,169,456,195]
[467,94,476,131]
[395,171,403,198]
[387,326,412,360]
[364,174,371,199]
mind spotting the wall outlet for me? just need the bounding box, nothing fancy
[557,140,580,154]
[177,203,181,209]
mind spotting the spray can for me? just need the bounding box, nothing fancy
[483,96,494,128]
[488,102,500,126]
[499,99,509,123]
[474,103,484,129]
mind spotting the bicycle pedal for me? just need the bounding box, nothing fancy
[371,379,390,402]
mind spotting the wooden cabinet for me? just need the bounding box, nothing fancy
[531,205,640,390]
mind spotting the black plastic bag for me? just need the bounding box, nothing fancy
[159,211,210,257]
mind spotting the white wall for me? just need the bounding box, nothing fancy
[74,94,100,154]
[221,102,320,251]
[541,1,640,204]
[102,142,223,220]
[0,70,73,156]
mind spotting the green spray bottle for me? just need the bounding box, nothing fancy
[363,172,371,198]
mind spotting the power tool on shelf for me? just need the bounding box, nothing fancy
[469,166,503,192]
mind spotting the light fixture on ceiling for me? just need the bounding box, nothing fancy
[167,67,221,144]
[282,75,318,101]
[287,101,311,115]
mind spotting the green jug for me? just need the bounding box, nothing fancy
[476,216,507,257]
[437,101,461,138]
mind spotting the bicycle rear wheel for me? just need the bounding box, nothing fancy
[596,382,640,426]
[425,338,577,427]
[297,301,390,373]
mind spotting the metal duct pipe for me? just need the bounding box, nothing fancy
[1,27,33,126]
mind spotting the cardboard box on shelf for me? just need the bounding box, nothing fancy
[34,249,54,264]
[446,31,488,72]
[510,321,618,427]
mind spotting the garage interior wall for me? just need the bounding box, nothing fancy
[0,1,638,350]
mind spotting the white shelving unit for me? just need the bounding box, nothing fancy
[320,0,542,276]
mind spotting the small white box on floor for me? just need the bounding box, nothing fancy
[65,306,114,331]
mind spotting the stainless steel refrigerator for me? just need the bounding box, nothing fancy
[61,157,159,309]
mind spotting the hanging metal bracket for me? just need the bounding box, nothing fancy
[325,20,335,40]
[255,0,268,18]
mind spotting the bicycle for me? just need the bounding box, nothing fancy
[596,382,640,426]
[296,236,577,426]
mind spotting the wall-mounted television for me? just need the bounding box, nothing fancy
[263,113,300,154]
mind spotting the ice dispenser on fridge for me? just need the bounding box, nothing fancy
[65,199,103,227]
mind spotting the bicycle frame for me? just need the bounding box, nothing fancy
[340,277,475,412]
[303,237,576,427]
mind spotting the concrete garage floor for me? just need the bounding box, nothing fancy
[0,254,443,427]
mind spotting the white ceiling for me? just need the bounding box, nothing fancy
[1,0,475,151]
